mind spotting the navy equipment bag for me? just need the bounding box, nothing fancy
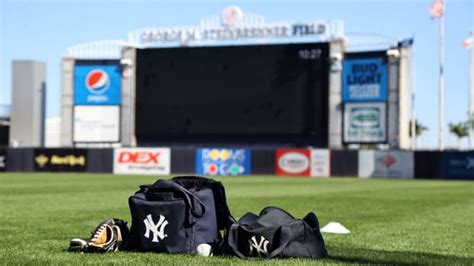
[127,176,232,254]
[222,207,328,259]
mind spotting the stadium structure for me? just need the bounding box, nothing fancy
[2,6,473,179]
[60,6,410,149]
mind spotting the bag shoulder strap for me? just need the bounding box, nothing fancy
[149,179,206,218]
[172,176,235,229]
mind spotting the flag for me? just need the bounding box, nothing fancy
[461,37,473,49]
[429,0,444,19]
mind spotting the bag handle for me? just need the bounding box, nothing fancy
[226,224,292,259]
[172,175,236,230]
[268,226,291,258]
[148,180,206,218]
[226,224,248,259]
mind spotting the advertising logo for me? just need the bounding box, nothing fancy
[448,156,474,170]
[342,57,388,102]
[310,149,330,177]
[443,152,474,179]
[359,150,414,179]
[276,149,310,176]
[0,149,6,171]
[33,149,88,172]
[113,148,170,175]
[74,65,121,105]
[378,154,397,169]
[222,5,243,27]
[350,107,380,128]
[344,102,386,143]
[35,154,85,168]
[86,70,110,94]
[196,148,251,176]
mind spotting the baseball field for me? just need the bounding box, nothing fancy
[0,173,472,265]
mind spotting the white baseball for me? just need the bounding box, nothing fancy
[196,243,213,257]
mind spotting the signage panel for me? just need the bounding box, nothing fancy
[358,150,414,178]
[344,102,387,143]
[33,149,88,172]
[310,149,330,177]
[0,148,6,172]
[73,106,120,143]
[342,57,388,102]
[74,65,121,105]
[195,148,251,176]
[275,149,310,176]
[128,6,343,46]
[114,148,171,175]
[442,152,474,179]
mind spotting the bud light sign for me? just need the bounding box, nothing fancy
[74,65,121,105]
[196,148,251,176]
[342,57,388,102]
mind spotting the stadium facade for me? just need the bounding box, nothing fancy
[58,6,411,150]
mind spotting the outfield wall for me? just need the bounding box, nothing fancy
[1,148,473,180]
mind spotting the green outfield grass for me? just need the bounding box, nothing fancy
[0,173,473,265]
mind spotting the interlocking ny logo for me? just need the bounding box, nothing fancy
[143,214,168,243]
[249,235,270,256]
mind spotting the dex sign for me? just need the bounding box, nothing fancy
[344,102,387,143]
[114,148,171,175]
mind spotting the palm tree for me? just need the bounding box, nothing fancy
[448,122,468,149]
[409,120,428,138]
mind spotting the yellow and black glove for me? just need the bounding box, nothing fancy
[69,218,129,253]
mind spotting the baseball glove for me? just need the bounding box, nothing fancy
[69,218,129,253]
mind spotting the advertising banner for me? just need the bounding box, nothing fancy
[442,152,474,179]
[358,150,414,179]
[275,149,310,176]
[195,148,251,176]
[330,150,358,177]
[342,57,388,102]
[414,151,442,179]
[33,149,88,172]
[344,102,386,143]
[114,148,171,175]
[74,65,121,105]
[73,105,120,143]
[0,148,6,172]
[310,149,330,177]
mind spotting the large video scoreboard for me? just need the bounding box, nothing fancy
[135,42,329,146]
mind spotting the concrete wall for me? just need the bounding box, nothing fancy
[398,47,411,149]
[60,57,75,147]
[10,60,46,147]
[121,47,137,147]
[328,39,345,149]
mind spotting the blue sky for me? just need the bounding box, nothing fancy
[0,0,473,148]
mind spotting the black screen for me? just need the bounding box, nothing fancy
[135,42,329,146]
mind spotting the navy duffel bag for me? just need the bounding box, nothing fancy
[127,176,233,254]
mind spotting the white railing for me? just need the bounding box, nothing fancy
[345,32,399,52]
[64,40,132,59]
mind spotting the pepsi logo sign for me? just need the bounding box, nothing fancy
[278,152,309,174]
[85,69,110,94]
